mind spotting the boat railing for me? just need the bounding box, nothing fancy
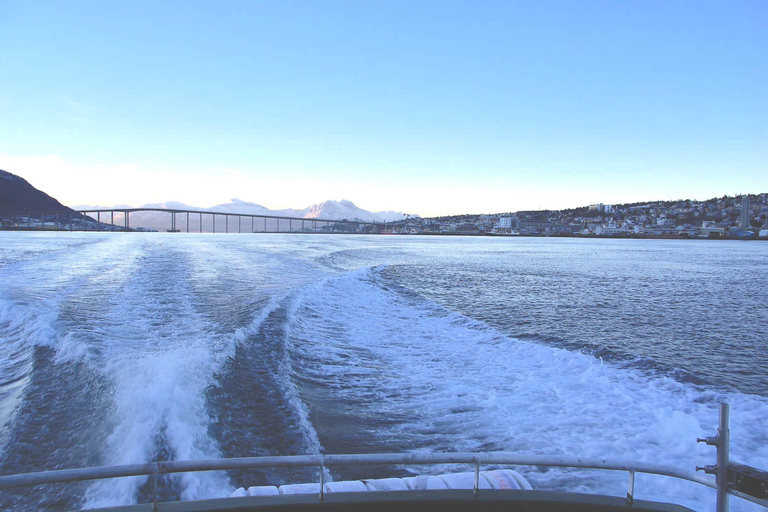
[0,404,765,511]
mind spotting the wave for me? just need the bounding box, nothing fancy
[81,246,237,507]
[0,236,145,458]
[206,295,327,490]
[284,267,768,512]
[1,236,766,512]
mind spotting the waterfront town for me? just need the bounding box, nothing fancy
[396,193,768,239]
[1,167,767,239]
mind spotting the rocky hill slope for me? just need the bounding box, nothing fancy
[0,169,74,213]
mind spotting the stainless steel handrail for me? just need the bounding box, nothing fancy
[0,453,713,488]
[0,452,766,509]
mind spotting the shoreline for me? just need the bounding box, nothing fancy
[1,227,766,241]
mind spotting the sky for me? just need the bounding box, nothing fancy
[0,1,766,216]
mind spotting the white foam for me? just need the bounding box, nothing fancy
[81,241,294,506]
[286,268,768,512]
[3,236,766,512]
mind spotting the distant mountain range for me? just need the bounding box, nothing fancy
[0,169,75,214]
[0,169,410,230]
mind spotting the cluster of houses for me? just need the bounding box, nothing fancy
[392,194,768,239]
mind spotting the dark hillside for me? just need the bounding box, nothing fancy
[0,169,74,213]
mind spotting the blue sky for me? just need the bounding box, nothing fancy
[0,0,765,215]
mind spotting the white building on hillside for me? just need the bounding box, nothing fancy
[588,203,613,213]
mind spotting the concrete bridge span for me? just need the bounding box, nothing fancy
[0,208,388,234]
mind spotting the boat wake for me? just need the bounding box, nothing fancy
[0,236,766,512]
[283,267,768,511]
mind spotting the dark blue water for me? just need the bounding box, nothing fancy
[0,233,766,511]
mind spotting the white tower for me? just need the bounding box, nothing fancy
[740,196,750,228]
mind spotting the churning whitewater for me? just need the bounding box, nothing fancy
[0,233,766,512]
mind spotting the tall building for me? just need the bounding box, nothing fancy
[740,196,750,228]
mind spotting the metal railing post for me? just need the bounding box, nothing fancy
[627,469,635,504]
[473,459,480,496]
[319,458,325,501]
[717,404,730,512]
[697,403,731,512]
[153,470,158,510]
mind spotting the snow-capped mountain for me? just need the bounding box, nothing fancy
[206,198,272,215]
[72,201,201,212]
[297,199,399,223]
[71,198,408,230]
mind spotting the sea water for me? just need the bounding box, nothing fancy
[0,233,766,511]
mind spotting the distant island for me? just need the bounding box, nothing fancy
[1,168,766,239]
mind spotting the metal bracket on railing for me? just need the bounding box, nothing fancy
[627,469,635,505]
[696,403,730,512]
[728,463,768,501]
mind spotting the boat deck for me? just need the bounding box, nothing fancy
[80,490,694,512]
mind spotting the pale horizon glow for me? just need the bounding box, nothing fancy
[1,154,761,217]
[1,1,766,216]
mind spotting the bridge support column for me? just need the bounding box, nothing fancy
[239,216,241,233]
[187,212,189,233]
[200,213,202,233]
